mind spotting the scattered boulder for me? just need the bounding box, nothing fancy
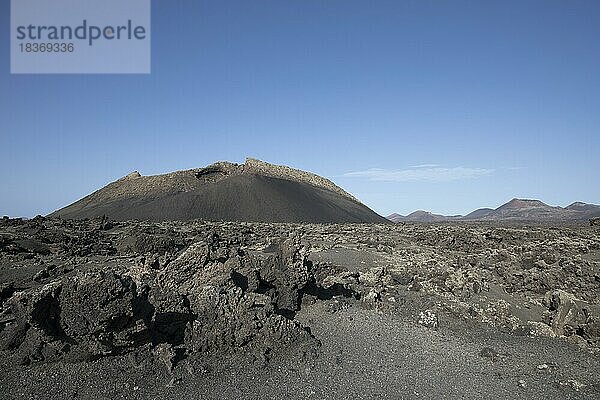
[479,347,500,362]
[157,235,319,364]
[418,310,439,329]
[13,238,50,255]
[58,272,145,360]
[358,267,386,287]
[545,290,588,337]
[0,273,146,363]
[527,321,557,338]
[541,289,600,346]
[363,289,381,303]
[153,342,177,372]
[0,281,63,362]
[135,234,179,255]
[0,282,14,301]
[32,267,51,282]
[408,280,422,292]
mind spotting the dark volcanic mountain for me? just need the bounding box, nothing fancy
[50,158,388,223]
[488,198,567,220]
[565,201,600,218]
[388,198,600,223]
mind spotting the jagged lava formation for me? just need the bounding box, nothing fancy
[49,158,387,223]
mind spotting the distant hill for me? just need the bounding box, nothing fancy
[388,198,600,223]
[495,198,549,211]
[387,210,460,223]
[486,198,568,220]
[386,213,404,223]
[50,158,389,224]
[565,202,600,217]
[463,208,494,219]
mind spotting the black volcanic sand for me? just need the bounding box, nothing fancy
[1,217,599,399]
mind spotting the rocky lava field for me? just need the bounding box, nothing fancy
[1,216,599,399]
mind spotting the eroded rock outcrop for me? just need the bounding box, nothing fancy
[0,235,320,366]
[544,290,600,341]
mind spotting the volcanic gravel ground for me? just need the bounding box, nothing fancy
[0,217,599,399]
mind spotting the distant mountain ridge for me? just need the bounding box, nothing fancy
[388,198,600,223]
[388,210,460,223]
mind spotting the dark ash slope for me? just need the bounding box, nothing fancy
[49,159,387,224]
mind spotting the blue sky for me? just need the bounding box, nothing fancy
[1,0,599,217]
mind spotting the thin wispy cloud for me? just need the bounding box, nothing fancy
[408,164,440,168]
[342,166,494,182]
